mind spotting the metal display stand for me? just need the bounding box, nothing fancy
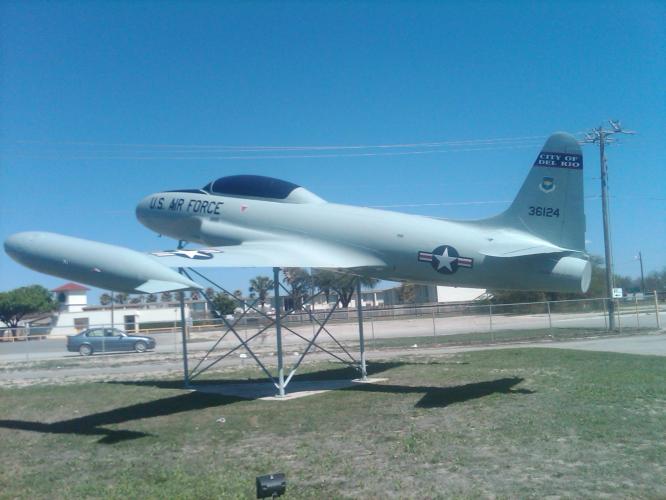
[177,267,368,396]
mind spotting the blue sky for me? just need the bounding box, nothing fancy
[1,1,664,299]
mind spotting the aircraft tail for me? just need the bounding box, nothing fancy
[493,132,585,250]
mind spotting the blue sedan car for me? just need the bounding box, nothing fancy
[67,328,156,356]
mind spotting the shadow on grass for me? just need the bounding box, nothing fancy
[0,363,402,444]
[0,364,533,444]
[347,377,534,408]
[0,391,243,444]
[111,361,406,389]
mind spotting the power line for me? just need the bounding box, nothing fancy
[6,142,546,161]
[6,134,548,151]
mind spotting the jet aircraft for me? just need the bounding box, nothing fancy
[4,132,591,294]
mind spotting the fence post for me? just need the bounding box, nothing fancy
[616,299,622,334]
[634,295,640,331]
[24,328,30,362]
[488,304,494,342]
[431,309,436,336]
[174,324,178,354]
[602,299,608,330]
[655,291,661,329]
[546,301,553,337]
[370,316,376,350]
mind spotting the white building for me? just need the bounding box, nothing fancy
[45,281,487,336]
[53,283,89,312]
[48,282,199,336]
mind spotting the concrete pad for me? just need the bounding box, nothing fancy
[538,333,666,356]
[193,377,389,401]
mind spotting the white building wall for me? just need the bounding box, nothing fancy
[436,286,486,303]
[51,304,190,336]
[64,291,88,312]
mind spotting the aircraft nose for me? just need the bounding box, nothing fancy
[4,232,40,258]
[136,193,175,235]
[4,232,51,268]
[136,194,162,223]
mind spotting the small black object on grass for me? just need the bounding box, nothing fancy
[256,473,286,498]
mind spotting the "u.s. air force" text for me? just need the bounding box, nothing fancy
[149,197,224,215]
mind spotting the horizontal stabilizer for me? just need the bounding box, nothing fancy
[135,279,202,294]
[479,244,571,258]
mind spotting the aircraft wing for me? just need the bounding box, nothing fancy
[148,239,386,269]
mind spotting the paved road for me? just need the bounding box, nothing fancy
[532,334,666,356]
[2,333,664,387]
[1,309,663,363]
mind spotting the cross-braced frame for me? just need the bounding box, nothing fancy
[176,267,368,396]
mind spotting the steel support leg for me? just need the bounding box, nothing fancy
[274,267,286,397]
[178,269,190,388]
[356,278,367,380]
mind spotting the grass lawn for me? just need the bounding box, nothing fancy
[0,348,664,498]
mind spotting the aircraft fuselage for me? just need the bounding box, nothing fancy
[136,190,588,292]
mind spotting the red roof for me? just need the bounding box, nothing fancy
[52,282,90,292]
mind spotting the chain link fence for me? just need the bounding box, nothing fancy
[1,294,663,364]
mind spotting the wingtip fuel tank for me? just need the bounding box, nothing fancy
[4,232,201,294]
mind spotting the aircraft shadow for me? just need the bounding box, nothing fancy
[0,391,243,445]
[0,363,401,444]
[0,364,532,444]
[111,361,405,389]
[344,376,534,408]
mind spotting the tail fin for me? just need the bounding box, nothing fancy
[495,132,585,250]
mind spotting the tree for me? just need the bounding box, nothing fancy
[114,293,128,304]
[398,283,417,304]
[282,268,312,310]
[210,293,236,317]
[311,270,379,308]
[645,267,666,292]
[129,295,143,305]
[311,269,336,304]
[249,275,274,308]
[0,285,56,337]
[204,287,216,299]
[99,293,113,306]
[160,291,173,303]
[190,290,200,301]
[146,294,158,303]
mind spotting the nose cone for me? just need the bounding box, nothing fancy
[136,192,203,242]
[135,194,157,225]
[4,231,42,263]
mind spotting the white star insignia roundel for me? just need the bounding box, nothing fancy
[152,248,223,260]
[433,247,457,272]
[417,245,473,275]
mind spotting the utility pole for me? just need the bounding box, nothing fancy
[637,251,645,295]
[582,120,635,331]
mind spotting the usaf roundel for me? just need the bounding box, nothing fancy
[418,245,473,275]
[152,248,223,260]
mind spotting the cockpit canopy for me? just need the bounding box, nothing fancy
[201,175,325,204]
